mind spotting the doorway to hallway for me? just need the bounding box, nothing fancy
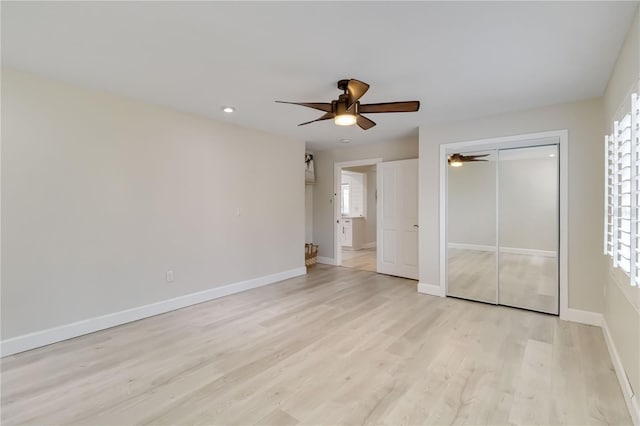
[338,163,378,273]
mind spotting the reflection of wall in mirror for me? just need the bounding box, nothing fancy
[500,157,557,252]
[448,159,496,246]
[448,156,557,252]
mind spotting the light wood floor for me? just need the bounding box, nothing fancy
[341,247,376,272]
[1,265,630,425]
[448,248,558,314]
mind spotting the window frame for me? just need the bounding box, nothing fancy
[605,92,639,287]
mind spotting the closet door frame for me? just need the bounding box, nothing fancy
[438,130,569,319]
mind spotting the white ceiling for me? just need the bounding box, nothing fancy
[2,1,637,151]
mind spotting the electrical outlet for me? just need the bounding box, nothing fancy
[166,270,174,282]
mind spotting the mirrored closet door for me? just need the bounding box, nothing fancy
[446,145,559,315]
[447,150,497,304]
[498,145,558,314]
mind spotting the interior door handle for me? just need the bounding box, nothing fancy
[413,224,419,228]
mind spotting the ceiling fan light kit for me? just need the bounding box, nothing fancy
[335,113,357,126]
[276,78,420,130]
[333,94,357,126]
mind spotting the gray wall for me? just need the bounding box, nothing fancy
[1,69,305,339]
[305,184,313,243]
[365,169,377,245]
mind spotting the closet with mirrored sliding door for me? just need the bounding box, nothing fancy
[446,144,559,315]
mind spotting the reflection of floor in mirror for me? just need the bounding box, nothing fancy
[341,247,376,272]
[500,252,558,313]
[448,248,496,303]
[447,248,558,314]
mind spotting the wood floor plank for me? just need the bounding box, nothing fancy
[0,264,631,425]
[509,339,553,425]
[254,408,299,426]
[341,248,377,272]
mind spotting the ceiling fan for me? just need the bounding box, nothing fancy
[276,79,420,130]
[448,153,490,167]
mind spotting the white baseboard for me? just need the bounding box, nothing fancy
[448,243,556,257]
[317,256,337,266]
[362,242,377,249]
[0,266,307,357]
[560,306,638,424]
[417,278,635,421]
[561,308,603,326]
[417,282,445,297]
[602,319,640,425]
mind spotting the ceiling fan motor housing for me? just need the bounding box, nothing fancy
[334,96,358,115]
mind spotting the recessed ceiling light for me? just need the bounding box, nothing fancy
[222,106,235,113]
[340,138,351,143]
[549,153,556,157]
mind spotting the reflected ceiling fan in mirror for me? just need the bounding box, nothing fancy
[276,79,420,130]
[448,153,490,167]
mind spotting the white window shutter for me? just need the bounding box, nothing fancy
[605,91,639,287]
[605,134,615,257]
[632,92,639,286]
[615,114,632,276]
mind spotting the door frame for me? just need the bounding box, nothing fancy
[438,130,569,319]
[334,158,382,266]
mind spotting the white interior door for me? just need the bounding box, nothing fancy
[377,159,419,279]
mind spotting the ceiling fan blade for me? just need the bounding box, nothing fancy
[465,154,490,159]
[347,79,370,109]
[359,101,420,114]
[298,112,335,126]
[275,101,333,113]
[356,115,376,130]
[465,158,488,162]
